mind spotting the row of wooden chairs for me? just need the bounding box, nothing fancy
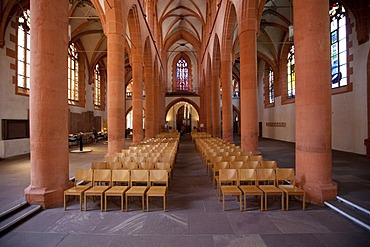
[218,168,305,211]
[64,169,169,212]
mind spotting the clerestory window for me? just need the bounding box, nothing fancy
[17,10,31,94]
[68,43,79,103]
[287,45,295,98]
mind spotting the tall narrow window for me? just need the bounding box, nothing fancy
[268,67,274,103]
[287,45,295,98]
[94,64,101,107]
[176,57,189,91]
[68,43,79,103]
[330,2,347,88]
[17,10,31,93]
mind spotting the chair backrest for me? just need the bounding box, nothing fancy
[130,169,149,186]
[105,154,119,163]
[91,161,107,170]
[155,162,171,172]
[214,161,230,171]
[256,168,276,186]
[139,162,155,170]
[75,169,93,185]
[133,156,145,163]
[119,155,132,164]
[236,155,249,162]
[276,168,296,185]
[111,169,130,185]
[238,169,257,185]
[107,161,122,170]
[228,151,241,157]
[222,156,236,163]
[260,160,277,169]
[244,160,260,169]
[149,170,168,186]
[122,161,138,170]
[249,155,263,162]
[145,156,158,164]
[93,169,112,185]
[229,161,244,169]
[219,169,238,185]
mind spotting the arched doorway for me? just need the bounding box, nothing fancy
[165,100,200,134]
[176,104,192,134]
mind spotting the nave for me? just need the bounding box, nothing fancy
[0,135,369,246]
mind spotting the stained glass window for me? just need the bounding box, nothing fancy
[330,2,347,88]
[268,67,274,103]
[94,64,101,107]
[17,10,31,92]
[68,43,79,103]
[287,45,295,98]
[176,57,189,91]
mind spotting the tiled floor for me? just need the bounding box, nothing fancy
[0,134,369,246]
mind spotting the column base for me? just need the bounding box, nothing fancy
[299,181,338,205]
[25,181,73,208]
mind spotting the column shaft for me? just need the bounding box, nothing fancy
[212,72,221,138]
[132,60,144,143]
[206,77,213,135]
[25,0,71,208]
[221,59,233,142]
[145,65,154,138]
[294,0,337,203]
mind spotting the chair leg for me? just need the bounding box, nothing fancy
[260,194,263,211]
[100,195,103,211]
[264,194,267,211]
[125,195,128,212]
[239,194,242,211]
[281,193,284,211]
[104,195,107,212]
[142,195,145,212]
[244,194,246,211]
[121,195,124,212]
[222,194,225,211]
[286,193,289,211]
[84,194,87,211]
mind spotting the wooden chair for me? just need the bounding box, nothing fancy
[84,169,111,211]
[91,161,107,170]
[212,161,229,190]
[260,160,277,169]
[125,170,149,211]
[105,154,119,163]
[122,161,138,170]
[107,161,122,170]
[256,168,284,211]
[249,155,263,162]
[133,156,145,164]
[236,155,249,162]
[104,169,130,211]
[238,169,263,211]
[244,160,260,169]
[146,170,169,212]
[276,168,305,210]
[138,162,155,170]
[219,169,242,211]
[119,156,132,164]
[229,161,244,169]
[64,169,92,211]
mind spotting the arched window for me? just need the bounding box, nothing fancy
[176,57,189,91]
[94,64,101,107]
[287,45,295,98]
[330,2,347,88]
[268,67,274,103]
[68,43,79,103]
[17,10,30,94]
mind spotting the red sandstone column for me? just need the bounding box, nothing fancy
[132,56,144,143]
[294,0,337,204]
[212,70,221,138]
[206,75,213,135]
[25,0,71,208]
[153,65,159,135]
[106,7,126,154]
[145,64,154,138]
[239,1,258,152]
[221,58,233,142]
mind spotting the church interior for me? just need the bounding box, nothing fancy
[0,0,369,245]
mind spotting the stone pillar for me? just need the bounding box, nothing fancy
[221,59,233,142]
[132,57,144,143]
[294,0,337,204]
[153,63,159,135]
[145,63,154,138]
[106,7,126,154]
[206,73,213,135]
[25,0,71,208]
[239,1,258,152]
[212,70,221,138]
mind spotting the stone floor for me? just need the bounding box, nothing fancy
[0,134,369,246]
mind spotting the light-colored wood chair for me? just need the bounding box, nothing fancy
[105,154,119,163]
[229,161,244,169]
[260,160,277,169]
[91,161,107,169]
[236,155,249,162]
[219,169,242,211]
[212,161,229,191]
[64,169,93,211]
[238,169,263,211]
[244,160,260,169]
[146,170,169,212]
[256,168,284,211]
[138,162,155,170]
[104,169,130,211]
[249,155,263,162]
[84,169,111,211]
[276,168,305,210]
[122,161,138,170]
[107,161,122,170]
[125,170,149,211]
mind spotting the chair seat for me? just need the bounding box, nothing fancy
[279,185,305,194]
[65,185,90,195]
[105,186,129,196]
[221,185,241,195]
[126,186,148,196]
[239,185,263,195]
[85,186,110,195]
[147,186,167,196]
[259,185,283,194]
